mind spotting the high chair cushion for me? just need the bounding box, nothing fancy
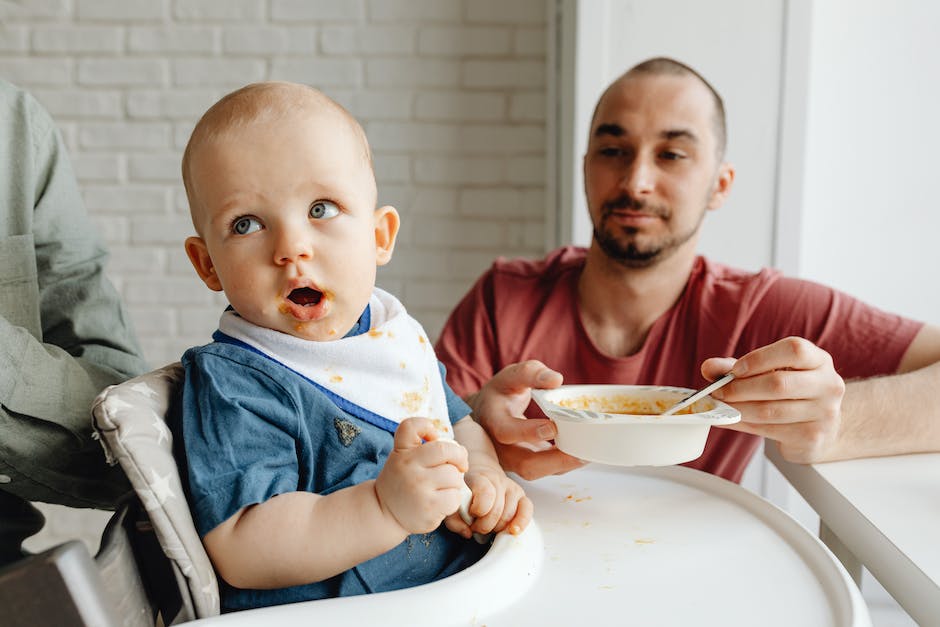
[92,362,220,618]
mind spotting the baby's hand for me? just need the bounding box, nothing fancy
[376,417,469,535]
[446,463,533,538]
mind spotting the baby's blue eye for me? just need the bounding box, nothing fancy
[310,201,340,220]
[232,216,262,235]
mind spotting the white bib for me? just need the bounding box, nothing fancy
[217,288,451,435]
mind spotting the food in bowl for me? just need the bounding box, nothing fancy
[554,392,703,416]
[531,384,741,466]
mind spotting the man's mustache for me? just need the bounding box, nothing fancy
[602,195,668,218]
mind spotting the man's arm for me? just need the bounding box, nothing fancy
[702,325,940,464]
[833,323,940,460]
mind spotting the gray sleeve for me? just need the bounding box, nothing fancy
[0,87,148,435]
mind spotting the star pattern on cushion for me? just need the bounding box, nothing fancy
[150,410,170,446]
[104,396,137,437]
[129,381,158,398]
[104,395,135,414]
[148,467,176,505]
[201,579,219,608]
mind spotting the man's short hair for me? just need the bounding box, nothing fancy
[625,57,727,159]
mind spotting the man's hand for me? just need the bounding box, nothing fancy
[466,360,585,480]
[702,336,845,463]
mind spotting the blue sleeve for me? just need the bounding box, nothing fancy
[180,348,303,537]
[438,360,471,425]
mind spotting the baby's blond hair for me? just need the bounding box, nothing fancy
[182,82,372,229]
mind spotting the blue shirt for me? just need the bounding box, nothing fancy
[175,308,485,611]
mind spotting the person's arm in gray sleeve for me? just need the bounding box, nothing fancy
[0,84,148,508]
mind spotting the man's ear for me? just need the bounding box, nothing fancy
[184,236,223,291]
[374,206,400,266]
[707,162,735,210]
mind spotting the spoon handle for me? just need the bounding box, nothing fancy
[661,373,735,416]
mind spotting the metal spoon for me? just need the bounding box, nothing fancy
[661,373,735,416]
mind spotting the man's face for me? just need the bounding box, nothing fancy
[185,110,397,341]
[583,73,732,268]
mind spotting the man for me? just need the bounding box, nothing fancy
[0,79,148,565]
[435,57,940,482]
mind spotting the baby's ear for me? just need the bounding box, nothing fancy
[184,236,223,291]
[374,205,400,266]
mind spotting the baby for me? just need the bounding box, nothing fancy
[176,81,531,611]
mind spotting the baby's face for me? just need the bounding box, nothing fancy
[185,110,397,341]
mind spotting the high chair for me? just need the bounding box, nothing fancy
[91,363,536,626]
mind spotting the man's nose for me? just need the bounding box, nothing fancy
[620,157,654,196]
[273,229,313,265]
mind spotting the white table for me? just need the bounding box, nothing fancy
[194,465,869,626]
[767,444,940,625]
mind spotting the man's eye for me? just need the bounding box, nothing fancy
[232,216,262,235]
[660,151,685,161]
[310,201,340,220]
[599,147,625,157]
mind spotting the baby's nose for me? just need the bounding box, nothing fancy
[274,232,313,264]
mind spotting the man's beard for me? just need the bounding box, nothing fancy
[593,194,706,268]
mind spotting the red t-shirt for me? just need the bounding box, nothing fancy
[435,246,922,483]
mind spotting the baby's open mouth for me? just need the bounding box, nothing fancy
[288,287,323,307]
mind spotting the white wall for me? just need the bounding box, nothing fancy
[796,0,940,325]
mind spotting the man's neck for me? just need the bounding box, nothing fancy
[577,241,697,358]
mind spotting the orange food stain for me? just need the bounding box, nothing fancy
[278,303,290,314]
[634,538,655,545]
[418,334,426,344]
[564,494,591,503]
[368,329,384,338]
[399,361,407,369]
[330,375,343,383]
[400,390,425,414]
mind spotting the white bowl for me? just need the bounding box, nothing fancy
[531,384,741,466]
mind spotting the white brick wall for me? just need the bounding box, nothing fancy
[7,1,548,551]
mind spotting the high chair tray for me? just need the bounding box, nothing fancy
[189,465,869,626]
